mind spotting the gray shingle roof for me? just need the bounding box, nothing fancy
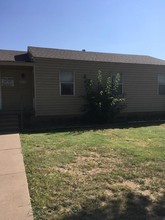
[28,46,165,65]
[1,47,165,65]
[0,49,30,62]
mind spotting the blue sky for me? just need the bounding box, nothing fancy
[1,0,165,59]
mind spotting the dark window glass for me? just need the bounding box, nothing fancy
[159,85,165,95]
[60,72,74,95]
[61,83,74,95]
[158,74,165,95]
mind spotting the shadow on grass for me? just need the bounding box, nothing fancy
[21,120,165,135]
[63,191,165,220]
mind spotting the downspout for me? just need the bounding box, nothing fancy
[33,63,37,117]
[28,47,37,117]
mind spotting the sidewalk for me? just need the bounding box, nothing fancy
[0,133,33,220]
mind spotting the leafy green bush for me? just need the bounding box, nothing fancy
[83,70,126,123]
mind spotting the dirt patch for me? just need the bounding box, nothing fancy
[54,151,121,179]
[141,190,155,201]
[113,180,159,202]
[105,189,113,196]
[121,180,139,190]
[144,178,153,185]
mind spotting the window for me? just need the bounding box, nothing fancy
[60,71,74,95]
[112,73,123,95]
[158,74,165,95]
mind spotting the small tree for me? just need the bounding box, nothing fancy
[84,70,126,123]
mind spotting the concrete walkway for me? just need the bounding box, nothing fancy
[0,133,33,220]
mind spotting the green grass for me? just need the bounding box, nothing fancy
[21,124,165,220]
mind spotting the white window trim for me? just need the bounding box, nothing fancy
[59,71,75,96]
[158,73,165,95]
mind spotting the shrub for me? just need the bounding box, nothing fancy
[83,70,126,123]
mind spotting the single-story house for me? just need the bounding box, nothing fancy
[1,46,165,124]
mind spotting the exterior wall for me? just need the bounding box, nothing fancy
[34,57,165,116]
[0,66,34,113]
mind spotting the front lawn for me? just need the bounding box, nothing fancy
[21,123,165,220]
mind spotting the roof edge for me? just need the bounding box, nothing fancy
[27,46,165,65]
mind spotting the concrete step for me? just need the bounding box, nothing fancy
[0,115,19,133]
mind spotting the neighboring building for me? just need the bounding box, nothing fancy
[1,46,165,122]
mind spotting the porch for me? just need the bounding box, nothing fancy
[0,65,34,132]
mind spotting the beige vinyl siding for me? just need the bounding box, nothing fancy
[34,57,165,116]
[124,65,165,112]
